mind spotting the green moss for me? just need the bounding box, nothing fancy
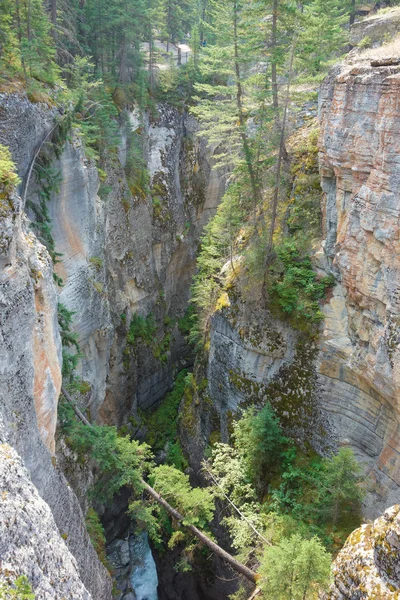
[89,256,103,270]
[267,240,335,330]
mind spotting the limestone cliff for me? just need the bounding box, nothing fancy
[0,173,111,597]
[0,444,93,600]
[318,54,400,516]
[0,91,225,598]
[183,41,400,519]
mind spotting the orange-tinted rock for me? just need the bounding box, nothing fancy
[319,61,400,515]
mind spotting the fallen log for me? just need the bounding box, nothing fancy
[61,387,260,584]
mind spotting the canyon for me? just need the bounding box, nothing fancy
[1,9,400,600]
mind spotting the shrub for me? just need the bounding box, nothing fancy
[0,145,20,190]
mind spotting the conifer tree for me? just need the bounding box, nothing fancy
[260,535,331,600]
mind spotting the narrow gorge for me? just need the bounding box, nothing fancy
[0,2,400,599]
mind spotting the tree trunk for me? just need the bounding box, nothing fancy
[149,26,154,93]
[50,0,57,26]
[266,29,296,259]
[271,0,279,111]
[349,0,356,26]
[16,0,27,80]
[233,0,260,216]
[141,481,259,584]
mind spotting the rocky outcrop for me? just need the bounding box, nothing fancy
[29,103,225,424]
[0,444,93,600]
[325,505,400,599]
[319,58,400,516]
[350,7,400,47]
[0,183,112,597]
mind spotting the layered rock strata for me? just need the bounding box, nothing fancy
[186,54,400,518]
[318,58,400,515]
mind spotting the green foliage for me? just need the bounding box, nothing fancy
[58,303,81,381]
[150,465,214,529]
[124,312,172,367]
[233,404,287,493]
[190,184,245,343]
[270,446,365,546]
[85,508,108,567]
[319,448,365,527]
[0,145,20,190]
[259,535,331,600]
[0,0,20,78]
[0,576,35,599]
[125,121,149,198]
[297,0,347,77]
[58,401,153,501]
[128,500,162,544]
[127,313,156,347]
[0,0,59,84]
[208,405,364,557]
[145,369,188,469]
[268,240,335,327]
[27,164,63,266]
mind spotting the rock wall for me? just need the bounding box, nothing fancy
[39,103,225,424]
[185,56,400,519]
[0,173,112,597]
[0,92,225,597]
[318,59,400,516]
[0,444,93,600]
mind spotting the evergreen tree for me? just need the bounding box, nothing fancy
[318,447,365,526]
[0,0,20,75]
[260,534,331,600]
[297,0,347,77]
[18,0,60,82]
[233,404,287,493]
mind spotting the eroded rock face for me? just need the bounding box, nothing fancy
[0,94,111,598]
[319,60,400,515]
[41,103,225,423]
[325,505,400,599]
[186,56,400,518]
[0,444,92,600]
[0,92,225,598]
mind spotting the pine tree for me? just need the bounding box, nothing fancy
[319,447,365,526]
[0,0,20,75]
[297,0,347,76]
[233,404,287,493]
[19,0,60,82]
[260,534,331,600]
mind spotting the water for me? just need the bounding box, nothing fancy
[130,532,159,600]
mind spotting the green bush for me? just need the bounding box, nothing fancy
[0,145,20,190]
[127,313,156,347]
[58,303,81,381]
[269,240,335,327]
[145,370,189,470]
[0,576,35,599]
[85,508,108,567]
